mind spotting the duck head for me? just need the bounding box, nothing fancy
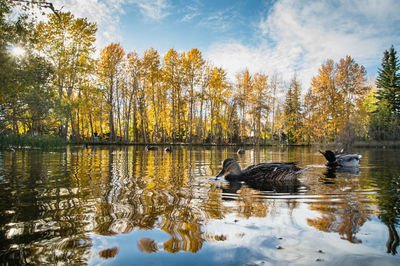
[216,158,242,178]
[319,150,336,163]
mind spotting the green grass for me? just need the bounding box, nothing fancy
[0,135,66,149]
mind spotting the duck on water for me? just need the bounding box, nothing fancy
[319,150,362,167]
[216,158,307,183]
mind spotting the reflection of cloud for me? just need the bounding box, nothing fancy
[206,0,400,86]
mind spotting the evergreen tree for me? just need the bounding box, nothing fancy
[376,45,400,116]
[283,74,302,144]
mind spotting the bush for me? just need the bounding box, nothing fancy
[0,135,66,149]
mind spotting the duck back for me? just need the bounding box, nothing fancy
[241,162,303,183]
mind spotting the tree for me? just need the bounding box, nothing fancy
[142,48,163,142]
[98,43,125,142]
[248,73,270,144]
[283,74,302,144]
[376,45,400,116]
[182,48,204,142]
[306,57,368,143]
[36,11,97,139]
[164,48,184,142]
[0,0,56,135]
[125,51,142,142]
[206,67,230,142]
[235,69,252,142]
[336,56,368,142]
[371,46,400,140]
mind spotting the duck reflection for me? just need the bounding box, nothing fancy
[386,223,399,255]
[323,166,360,180]
[221,179,307,194]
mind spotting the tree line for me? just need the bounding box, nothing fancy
[1,1,399,144]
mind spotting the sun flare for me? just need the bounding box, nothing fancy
[11,46,25,57]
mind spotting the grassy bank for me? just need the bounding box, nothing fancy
[0,135,66,149]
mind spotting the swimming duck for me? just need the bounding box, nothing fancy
[237,148,245,155]
[164,146,172,152]
[319,150,362,167]
[145,145,158,151]
[216,158,306,183]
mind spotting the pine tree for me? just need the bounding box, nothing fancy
[376,45,400,116]
[283,74,302,144]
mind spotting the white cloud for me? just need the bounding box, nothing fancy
[49,0,170,50]
[205,0,400,88]
[181,5,200,22]
[131,0,170,21]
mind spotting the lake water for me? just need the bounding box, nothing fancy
[0,146,399,265]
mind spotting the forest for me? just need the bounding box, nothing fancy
[1,0,399,145]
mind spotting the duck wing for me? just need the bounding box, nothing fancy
[243,162,304,182]
[336,154,362,167]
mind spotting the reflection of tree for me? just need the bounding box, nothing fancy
[99,246,119,259]
[137,238,158,253]
[0,148,92,264]
[367,149,400,255]
[0,146,311,263]
[91,147,229,254]
[307,196,370,243]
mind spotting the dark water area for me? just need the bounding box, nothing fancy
[0,146,399,265]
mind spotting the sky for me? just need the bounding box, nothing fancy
[48,0,400,87]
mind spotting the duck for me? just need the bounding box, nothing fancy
[319,150,362,167]
[145,145,158,151]
[216,158,306,183]
[164,146,172,152]
[237,148,245,155]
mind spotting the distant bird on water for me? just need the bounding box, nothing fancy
[164,146,172,152]
[145,145,158,151]
[237,148,245,155]
[319,150,362,167]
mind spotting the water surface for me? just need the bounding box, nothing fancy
[0,146,399,265]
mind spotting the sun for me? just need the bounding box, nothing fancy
[11,46,25,57]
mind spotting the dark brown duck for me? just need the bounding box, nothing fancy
[216,158,306,183]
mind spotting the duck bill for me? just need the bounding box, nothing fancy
[319,150,325,155]
[216,169,225,177]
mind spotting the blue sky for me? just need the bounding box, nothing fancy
[51,0,400,87]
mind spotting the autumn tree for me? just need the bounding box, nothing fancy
[36,12,97,139]
[125,51,142,142]
[335,56,368,142]
[236,69,252,142]
[182,48,204,142]
[98,43,125,142]
[248,73,270,144]
[305,57,368,143]
[206,67,230,142]
[164,49,185,142]
[306,59,340,141]
[269,73,280,138]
